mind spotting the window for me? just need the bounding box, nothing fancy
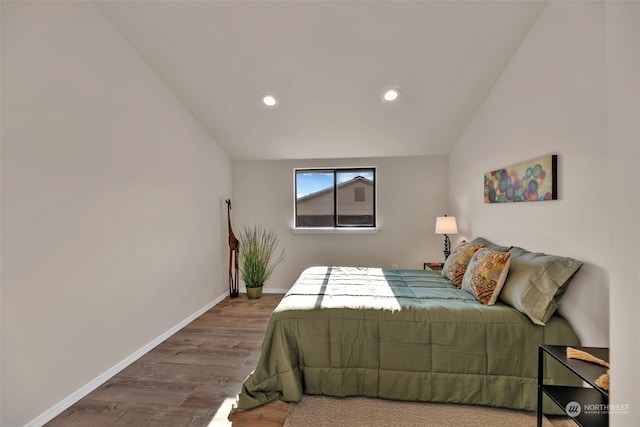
[295,168,376,228]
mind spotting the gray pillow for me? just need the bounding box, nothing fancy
[500,246,583,325]
[470,237,511,253]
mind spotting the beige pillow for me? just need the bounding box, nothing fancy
[500,247,583,325]
[461,249,511,305]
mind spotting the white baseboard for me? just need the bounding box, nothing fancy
[25,292,230,427]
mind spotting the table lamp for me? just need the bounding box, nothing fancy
[435,215,458,261]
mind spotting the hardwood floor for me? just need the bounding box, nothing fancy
[47,292,572,427]
[47,294,287,427]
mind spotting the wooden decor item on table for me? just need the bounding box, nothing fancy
[566,347,610,368]
[566,346,610,391]
[595,373,610,391]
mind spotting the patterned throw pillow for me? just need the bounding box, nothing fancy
[461,249,511,305]
[446,243,484,288]
[442,240,468,279]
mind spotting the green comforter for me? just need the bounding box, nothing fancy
[233,266,580,413]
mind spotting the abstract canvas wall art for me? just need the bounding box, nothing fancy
[484,155,557,203]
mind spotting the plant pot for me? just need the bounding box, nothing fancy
[246,286,263,300]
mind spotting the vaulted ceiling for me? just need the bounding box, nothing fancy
[96,1,547,160]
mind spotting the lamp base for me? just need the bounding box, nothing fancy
[443,234,451,261]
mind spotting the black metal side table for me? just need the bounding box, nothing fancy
[538,345,609,427]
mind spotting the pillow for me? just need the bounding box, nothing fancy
[500,247,583,325]
[441,240,468,279]
[470,237,511,253]
[446,243,484,287]
[461,249,511,305]
[442,240,488,278]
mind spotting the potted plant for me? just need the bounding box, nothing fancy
[238,225,285,299]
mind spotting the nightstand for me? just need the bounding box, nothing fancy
[423,262,444,271]
[538,345,609,427]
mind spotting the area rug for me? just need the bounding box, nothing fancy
[284,395,552,427]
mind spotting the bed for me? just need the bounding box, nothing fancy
[233,257,583,414]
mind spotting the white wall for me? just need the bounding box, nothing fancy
[606,1,640,424]
[232,156,449,292]
[450,1,608,346]
[451,1,640,424]
[0,2,231,426]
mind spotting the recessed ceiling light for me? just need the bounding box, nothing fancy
[261,94,278,107]
[383,89,400,102]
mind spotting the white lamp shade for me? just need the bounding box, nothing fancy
[435,216,458,234]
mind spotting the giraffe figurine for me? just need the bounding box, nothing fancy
[226,199,240,298]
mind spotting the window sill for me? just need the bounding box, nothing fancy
[291,227,380,234]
